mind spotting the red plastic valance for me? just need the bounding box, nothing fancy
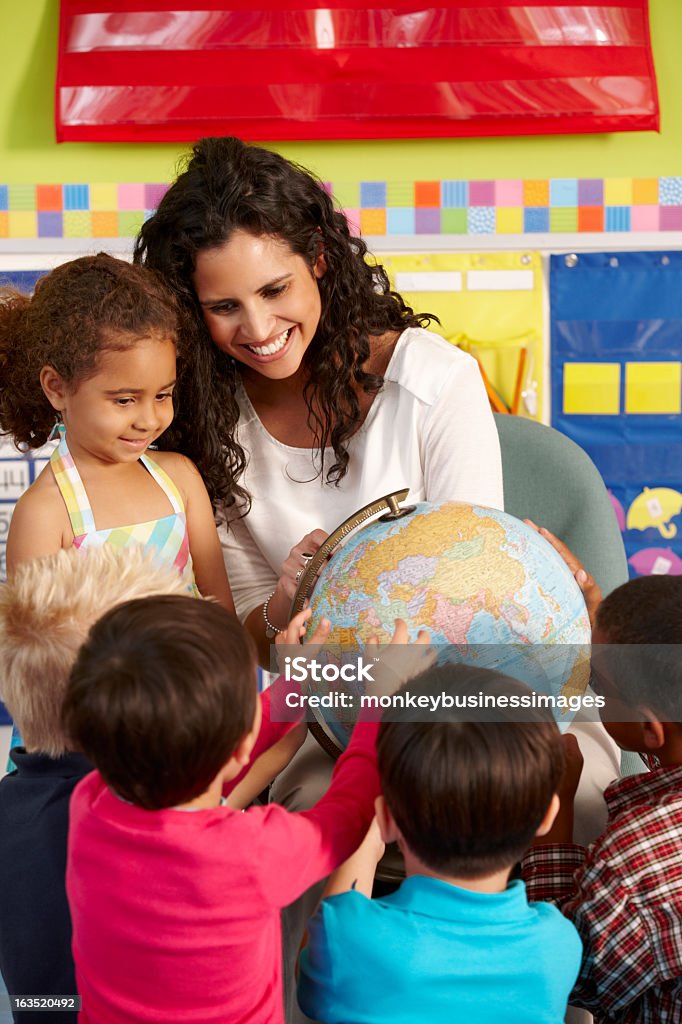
[56,2,660,142]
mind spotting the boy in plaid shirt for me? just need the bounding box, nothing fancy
[523,575,682,1024]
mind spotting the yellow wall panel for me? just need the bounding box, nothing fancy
[380,252,544,419]
[7,211,36,238]
[496,208,524,234]
[89,184,118,211]
[604,178,633,204]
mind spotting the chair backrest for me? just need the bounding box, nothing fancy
[494,414,628,598]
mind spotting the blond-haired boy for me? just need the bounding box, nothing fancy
[0,547,186,1022]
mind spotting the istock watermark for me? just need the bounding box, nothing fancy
[282,655,377,684]
[268,643,682,725]
[280,685,604,714]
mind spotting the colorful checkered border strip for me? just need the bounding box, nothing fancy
[3,178,682,238]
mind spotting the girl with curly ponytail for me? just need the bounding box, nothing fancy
[0,254,233,612]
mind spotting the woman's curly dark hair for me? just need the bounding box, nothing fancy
[134,136,436,520]
[0,254,179,449]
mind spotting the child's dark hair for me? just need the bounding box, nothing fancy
[596,575,682,645]
[377,666,564,878]
[0,253,179,449]
[134,136,437,518]
[62,595,257,810]
[593,575,682,720]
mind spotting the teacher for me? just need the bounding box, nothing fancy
[135,137,503,660]
[136,133,504,1009]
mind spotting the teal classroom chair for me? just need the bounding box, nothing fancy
[493,414,641,776]
[493,413,628,598]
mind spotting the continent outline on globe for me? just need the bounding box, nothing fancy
[298,499,592,751]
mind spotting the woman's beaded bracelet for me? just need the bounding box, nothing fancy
[263,590,286,639]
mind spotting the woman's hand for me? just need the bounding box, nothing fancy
[251,532,330,668]
[524,520,602,626]
[279,529,329,603]
[262,529,330,645]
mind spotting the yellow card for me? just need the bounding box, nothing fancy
[563,363,621,415]
[625,362,681,415]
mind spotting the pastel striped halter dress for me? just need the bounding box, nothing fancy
[50,426,199,595]
[7,429,201,764]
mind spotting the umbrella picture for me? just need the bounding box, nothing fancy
[626,487,682,539]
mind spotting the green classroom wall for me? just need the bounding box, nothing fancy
[0,0,680,186]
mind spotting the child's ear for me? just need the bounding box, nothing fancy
[237,699,262,766]
[535,793,560,838]
[641,708,666,751]
[40,365,68,411]
[221,730,258,783]
[231,734,254,770]
[374,795,399,845]
[223,699,262,779]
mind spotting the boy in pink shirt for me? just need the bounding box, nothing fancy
[63,596,409,1024]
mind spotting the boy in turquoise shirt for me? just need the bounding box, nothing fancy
[298,666,582,1024]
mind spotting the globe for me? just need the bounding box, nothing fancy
[305,500,592,750]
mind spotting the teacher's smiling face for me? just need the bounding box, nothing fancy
[193,230,325,381]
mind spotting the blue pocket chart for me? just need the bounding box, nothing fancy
[551,251,682,580]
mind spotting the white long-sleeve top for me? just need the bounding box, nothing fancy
[221,328,504,622]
